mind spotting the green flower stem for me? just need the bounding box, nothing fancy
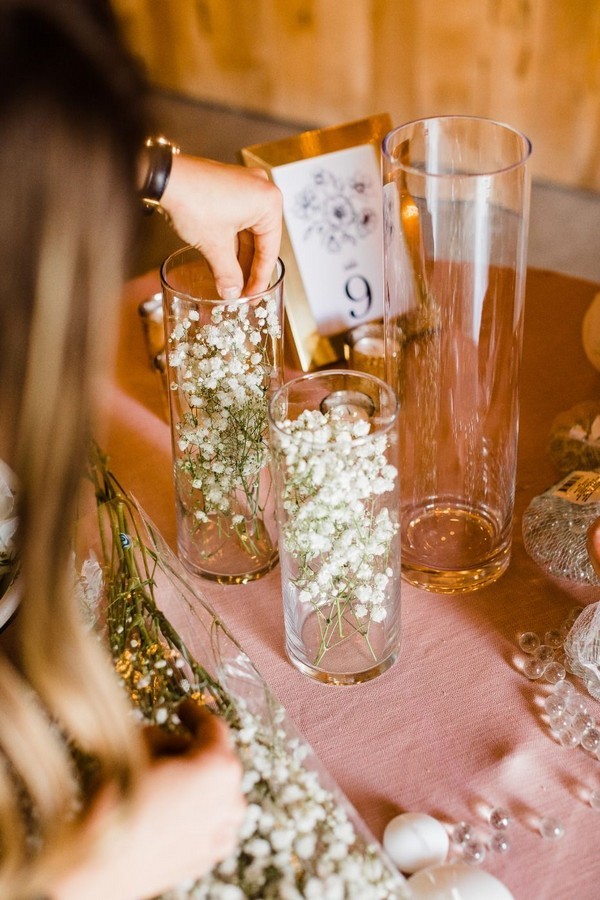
[88,445,237,723]
[313,600,378,667]
[295,539,381,667]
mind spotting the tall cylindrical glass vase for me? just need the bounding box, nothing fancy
[268,370,401,684]
[383,116,531,593]
[161,246,284,583]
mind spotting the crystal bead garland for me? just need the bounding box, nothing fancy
[513,607,600,843]
[518,605,600,748]
[522,471,600,584]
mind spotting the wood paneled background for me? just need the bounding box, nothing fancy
[112,0,600,190]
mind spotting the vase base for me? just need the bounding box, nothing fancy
[401,552,510,593]
[401,503,511,593]
[178,546,279,584]
[285,644,399,685]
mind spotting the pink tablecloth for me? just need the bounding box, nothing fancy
[104,268,600,900]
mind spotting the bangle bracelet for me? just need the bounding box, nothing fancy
[139,137,180,214]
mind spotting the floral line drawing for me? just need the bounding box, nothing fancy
[293,167,378,253]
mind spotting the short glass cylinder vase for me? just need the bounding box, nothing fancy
[268,370,401,684]
[161,246,284,583]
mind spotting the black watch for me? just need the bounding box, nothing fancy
[139,137,180,214]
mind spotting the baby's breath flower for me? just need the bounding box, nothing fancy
[273,407,399,668]
[168,298,281,563]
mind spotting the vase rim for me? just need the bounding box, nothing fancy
[268,368,399,439]
[382,114,532,179]
[160,246,285,305]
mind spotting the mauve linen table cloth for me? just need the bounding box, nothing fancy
[102,267,600,900]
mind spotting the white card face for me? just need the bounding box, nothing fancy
[272,144,384,336]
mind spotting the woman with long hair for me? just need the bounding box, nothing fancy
[0,1,281,897]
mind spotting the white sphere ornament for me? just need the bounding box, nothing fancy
[382,812,449,874]
[408,863,515,899]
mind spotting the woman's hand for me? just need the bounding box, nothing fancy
[161,154,282,300]
[52,701,245,900]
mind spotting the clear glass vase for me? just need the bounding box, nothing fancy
[382,116,531,593]
[161,247,284,583]
[268,370,401,685]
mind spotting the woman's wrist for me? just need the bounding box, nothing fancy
[138,137,180,214]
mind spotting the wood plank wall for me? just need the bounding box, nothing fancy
[112,0,600,190]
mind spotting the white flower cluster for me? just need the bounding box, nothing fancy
[89,459,405,900]
[168,701,406,900]
[273,408,398,663]
[168,298,280,528]
[0,460,18,581]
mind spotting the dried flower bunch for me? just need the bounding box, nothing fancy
[87,451,407,899]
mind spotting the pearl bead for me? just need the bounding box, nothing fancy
[539,817,565,840]
[452,821,473,845]
[557,728,580,749]
[553,679,574,698]
[566,694,588,716]
[549,710,571,732]
[489,807,511,831]
[462,838,486,865]
[544,629,564,648]
[571,712,594,737]
[523,657,545,680]
[490,833,511,854]
[534,644,555,664]
[544,694,566,716]
[519,631,540,653]
[581,727,600,753]
[544,662,566,685]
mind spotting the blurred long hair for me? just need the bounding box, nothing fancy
[0,0,149,894]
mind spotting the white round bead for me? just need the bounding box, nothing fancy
[383,812,449,874]
[408,863,515,899]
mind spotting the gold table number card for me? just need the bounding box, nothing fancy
[242,114,392,371]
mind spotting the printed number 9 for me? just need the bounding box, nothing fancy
[345,275,372,319]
